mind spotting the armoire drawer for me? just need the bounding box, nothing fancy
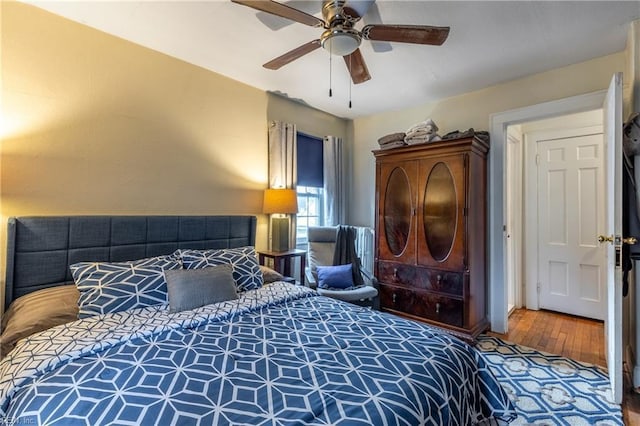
[415,269,464,296]
[378,262,463,296]
[380,284,463,328]
[377,262,417,287]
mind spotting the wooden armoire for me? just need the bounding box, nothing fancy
[373,134,489,341]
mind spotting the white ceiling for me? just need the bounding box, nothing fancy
[26,1,640,119]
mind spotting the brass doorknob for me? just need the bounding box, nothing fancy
[597,235,637,244]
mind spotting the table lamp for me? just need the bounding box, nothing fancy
[263,188,298,252]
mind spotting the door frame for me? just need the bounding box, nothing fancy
[505,128,523,312]
[489,90,607,333]
[523,125,604,316]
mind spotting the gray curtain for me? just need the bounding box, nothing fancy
[323,136,346,226]
[268,121,297,249]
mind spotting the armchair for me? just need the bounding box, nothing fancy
[305,226,378,307]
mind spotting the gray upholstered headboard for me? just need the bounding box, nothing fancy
[4,216,257,309]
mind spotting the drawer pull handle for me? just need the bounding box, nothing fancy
[392,293,397,304]
[435,303,441,314]
[393,268,398,280]
[436,275,442,285]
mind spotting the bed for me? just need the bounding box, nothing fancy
[0,215,516,425]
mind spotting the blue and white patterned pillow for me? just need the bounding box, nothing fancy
[70,255,182,319]
[178,247,263,292]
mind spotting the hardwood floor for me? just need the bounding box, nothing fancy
[488,308,640,425]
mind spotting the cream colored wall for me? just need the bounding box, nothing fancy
[267,93,349,140]
[350,51,627,227]
[0,3,273,306]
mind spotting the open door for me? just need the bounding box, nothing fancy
[602,72,623,404]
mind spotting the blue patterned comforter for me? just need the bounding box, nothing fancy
[0,282,516,425]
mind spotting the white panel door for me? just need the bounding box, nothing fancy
[603,72,623,404]
[537,131,606,320]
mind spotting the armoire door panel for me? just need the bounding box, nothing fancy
[377,161,417,263]
[417,155,466,270]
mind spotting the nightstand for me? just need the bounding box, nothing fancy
[257,249,306,285]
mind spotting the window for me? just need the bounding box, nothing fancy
[296,133,324,248]
[296,186,323,247]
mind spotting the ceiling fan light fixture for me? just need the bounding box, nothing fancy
[321,28,361,56]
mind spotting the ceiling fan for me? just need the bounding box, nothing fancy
[231,0,450,84]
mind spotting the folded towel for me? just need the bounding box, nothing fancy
[405,135,441,145]
[379,140,407,150]
[405,129,432,138]
[378,132,406,145]
[404,118,441,145]
[406,118,439,135]
[442,128,475,140]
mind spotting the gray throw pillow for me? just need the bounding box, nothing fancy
[165,264,238,313]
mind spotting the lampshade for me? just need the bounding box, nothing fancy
[263,188,298,214]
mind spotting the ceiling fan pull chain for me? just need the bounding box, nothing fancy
[348,54,352,109]
[329,41,333,97]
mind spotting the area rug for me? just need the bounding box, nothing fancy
[476,335,623,425]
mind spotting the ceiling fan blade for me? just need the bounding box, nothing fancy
[361,2,392,53]
[362,24,450,46]
[232,0,324,27]
[256,1,320,31]
[263,39,322,70]
[343,48,371,84]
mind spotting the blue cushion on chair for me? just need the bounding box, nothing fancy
[317,264,354,289]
